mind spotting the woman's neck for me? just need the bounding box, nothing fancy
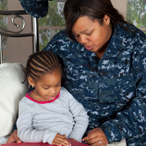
[95,24,113,59]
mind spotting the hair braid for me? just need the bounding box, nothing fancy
[23,51,62,83]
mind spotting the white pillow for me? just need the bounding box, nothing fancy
[0,63,28,137]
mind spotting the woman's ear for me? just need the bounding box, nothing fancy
[104,15,110,25]
[28,77,35,87]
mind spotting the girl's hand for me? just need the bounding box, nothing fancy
[82,128,108,146]
[52,134,71,146]
[7,130,22,144]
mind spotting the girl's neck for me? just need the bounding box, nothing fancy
[28,90,43,102]
[35,89,44,102]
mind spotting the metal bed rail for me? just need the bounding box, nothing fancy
[0,10,39,64]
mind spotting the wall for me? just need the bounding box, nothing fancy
[111,0,127,18]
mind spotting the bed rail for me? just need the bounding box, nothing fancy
[0,10,39,64]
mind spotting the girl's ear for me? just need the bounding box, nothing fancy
[28,77,35,87]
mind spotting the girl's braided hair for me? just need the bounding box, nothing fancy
[23,51,62,83]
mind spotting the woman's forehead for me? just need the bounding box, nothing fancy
[72,16,99,33]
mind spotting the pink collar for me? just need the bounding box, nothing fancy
[25,90,60,104]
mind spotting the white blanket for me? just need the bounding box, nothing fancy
[0,136,9,145]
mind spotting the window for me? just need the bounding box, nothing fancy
[127,0,146,34]
[38,0,66,51]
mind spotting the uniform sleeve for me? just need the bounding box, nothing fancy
[17,99,57,144]
[42,29,68,54]
[100,40,146,143]
[66,91,89,142]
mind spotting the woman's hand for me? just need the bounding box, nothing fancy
[82,128,108,146]
[6,130,22,143]
[52,134,71,146]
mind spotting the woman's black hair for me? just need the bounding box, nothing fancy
[64,0,133,40]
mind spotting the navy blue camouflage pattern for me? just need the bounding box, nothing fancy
[19,0,48,18]
[43,24,146,145]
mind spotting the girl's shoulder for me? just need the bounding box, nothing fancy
[60,87,70,95]
[59,87,79,104]
[20,94,37,107]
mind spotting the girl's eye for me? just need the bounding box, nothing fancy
[43,87,49,90]
[56,84,61,87]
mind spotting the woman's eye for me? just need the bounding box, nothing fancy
[75,35,79,38]
[86,31,92,36]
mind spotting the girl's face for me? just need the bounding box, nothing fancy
[30,69,62,101]
[72,15,112,58]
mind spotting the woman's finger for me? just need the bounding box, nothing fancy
[6,130,22,143]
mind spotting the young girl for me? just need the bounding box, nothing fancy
[16,51,89,146]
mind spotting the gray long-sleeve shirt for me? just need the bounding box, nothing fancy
[17,87,88,144]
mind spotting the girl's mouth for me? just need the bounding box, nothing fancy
[46,96,55,101]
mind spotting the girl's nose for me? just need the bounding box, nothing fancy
[49,87,56,94]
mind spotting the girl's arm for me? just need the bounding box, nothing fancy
[67,91,89,142]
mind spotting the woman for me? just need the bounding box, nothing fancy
[8,0,146,146]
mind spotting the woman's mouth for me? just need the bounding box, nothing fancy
[84,46,93,51]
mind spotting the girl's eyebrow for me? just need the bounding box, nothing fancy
[43,81,61,86]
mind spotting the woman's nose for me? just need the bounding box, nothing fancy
[78,35,88,44]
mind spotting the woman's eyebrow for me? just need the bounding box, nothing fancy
[72,29,90,34]
[80,29,90,33]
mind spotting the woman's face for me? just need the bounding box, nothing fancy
[72,15,112,58]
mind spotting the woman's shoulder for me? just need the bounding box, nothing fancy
[112,23,146,53]
[49,29,70,42]
[116,23,146,40]
[43,29,81,52]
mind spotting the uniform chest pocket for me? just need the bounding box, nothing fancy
[114,61,137,104]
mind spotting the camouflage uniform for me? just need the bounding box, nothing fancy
[19,0,48,18]
[43,25,146,145]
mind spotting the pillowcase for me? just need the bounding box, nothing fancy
[0,63,28,137]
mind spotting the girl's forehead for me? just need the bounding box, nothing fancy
[37,71,62,85]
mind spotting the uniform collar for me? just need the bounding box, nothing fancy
[104,24,128,58]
